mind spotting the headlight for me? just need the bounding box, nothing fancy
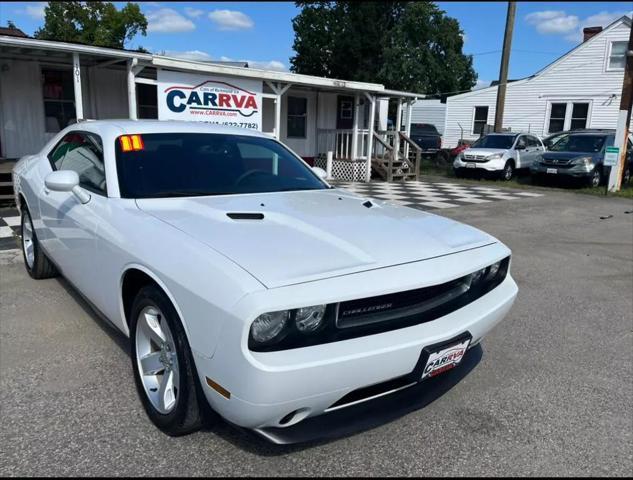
[572,156,593,167]
[487,153,503,160]
[466,258,508,291]
[250,310,290,345]
[295,304,326,333]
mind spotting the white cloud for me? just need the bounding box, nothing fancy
[184,7,204,19]
[208,10,254,31]
[147,8,195,33]
[163,50,212,61]
[219,56,287,71]
[565,11,632,42]
[525,10,579,34]
[473,80,491,91]
[15,2,46,20]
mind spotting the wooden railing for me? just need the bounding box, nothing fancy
[317,129,370,160]
[398,132,422,181]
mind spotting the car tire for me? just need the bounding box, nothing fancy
[589,166,602,188]
[501,161,514,181]
[130,285,204,436]
[21,207,58,279]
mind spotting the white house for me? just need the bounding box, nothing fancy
[0,31,423,185]
[442,16,632,148]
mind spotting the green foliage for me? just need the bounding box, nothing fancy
[6,20,17,29]
[34,1,147,49]
[290,1,477,95]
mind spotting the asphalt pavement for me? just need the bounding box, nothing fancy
[1,186,632,476]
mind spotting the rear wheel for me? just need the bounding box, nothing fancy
[130,285,204,436]
[21,207,58,279]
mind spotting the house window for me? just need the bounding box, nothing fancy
[287,96,307,138]
[472,106,488,135]
[570,103,589,130]
[548,103,567,133]
[137,83,158,119]
[42,68,76,133]
[608,41,627,70]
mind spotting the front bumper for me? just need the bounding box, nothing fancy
[530,162,596,178]
[453,156,506,172]
[192,244,518,433]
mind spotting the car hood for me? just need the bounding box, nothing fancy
[464,148,507,155]
[542,151,598,161]
[136,189,496,288]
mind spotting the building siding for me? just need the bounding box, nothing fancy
[443,20,631,148]
[410,99,447,134]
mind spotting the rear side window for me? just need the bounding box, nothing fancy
[48,131,107,195]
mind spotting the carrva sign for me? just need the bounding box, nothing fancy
[604,146,619,167]
[157,70,263,131]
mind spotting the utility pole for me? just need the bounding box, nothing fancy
[608,22,633,192]
[494,1,516,132]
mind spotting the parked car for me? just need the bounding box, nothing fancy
[13,120,517,443]
[410,123,442,155]
[541,128,614,150]
[453,133,545,180]
[531,131,633,187]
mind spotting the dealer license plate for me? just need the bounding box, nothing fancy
[421,338,471,381]
[546,168,557,174]
[466,163,476,168]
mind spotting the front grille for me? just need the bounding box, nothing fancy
[463,153,489,162]
[541,158,572,167]
[336,278,468,329]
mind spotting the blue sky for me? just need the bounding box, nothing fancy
[1,1,631,91]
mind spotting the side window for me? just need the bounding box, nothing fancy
[515,136,526,149]
[528,136,541,148]
[48,132,107,195]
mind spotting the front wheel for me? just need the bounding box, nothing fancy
[21,207,58,279]
[130,285,204,436]
[501,161,514,181]
[589,166,602,188]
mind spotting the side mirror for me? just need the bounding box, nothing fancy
[312,166,328,180]
[45,170,91,204]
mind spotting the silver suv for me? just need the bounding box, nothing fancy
[453,133,545,180]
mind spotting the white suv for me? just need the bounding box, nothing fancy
[453,133,545,180]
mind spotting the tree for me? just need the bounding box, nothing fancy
[34,1,147,49]
[290,1,477,95]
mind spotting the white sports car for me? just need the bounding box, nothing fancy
[12,120,518,443]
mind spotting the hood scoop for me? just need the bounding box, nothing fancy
[226,212,265,220]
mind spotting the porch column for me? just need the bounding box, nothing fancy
[266,82,291,140]
[351,93,361,160]
[365,93,376,182]
[72,53,84,121]
[404,99,414,159]
[127,58,138,120]
[394,98,403,165]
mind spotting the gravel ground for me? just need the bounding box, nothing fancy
[1,188,632,477]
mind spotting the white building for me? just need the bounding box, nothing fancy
[0,31,424,184]
[409,99,447,135]
[441,16,632,148]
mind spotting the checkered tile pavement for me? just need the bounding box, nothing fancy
[0,208,20,252]
[332,180,544,210]
[0,182,544,252]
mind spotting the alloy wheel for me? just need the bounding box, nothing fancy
[22,212,35,269]
[135,306,180,415]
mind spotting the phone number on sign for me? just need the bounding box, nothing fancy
[204,121,259,129]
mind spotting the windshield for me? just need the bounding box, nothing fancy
[471,135,516,149]
[548,134,608,153]
[411,124,438,134]
[115,133,328,198]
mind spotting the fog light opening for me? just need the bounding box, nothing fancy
[278,408,311,427]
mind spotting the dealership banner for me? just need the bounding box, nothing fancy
[157,70,263,131]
